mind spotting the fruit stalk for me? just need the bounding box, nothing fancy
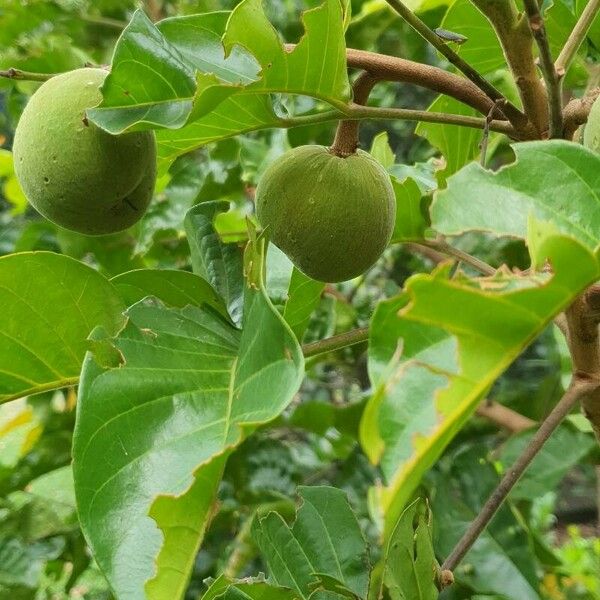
[330,72,378,157]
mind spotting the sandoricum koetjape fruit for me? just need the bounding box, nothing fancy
[255,145,396,282]
[13,68,156,235]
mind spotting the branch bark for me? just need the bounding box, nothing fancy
[476,400,536,432]
[285,44,513,119]
[523,0,563,138]
[471,0,549,137]
[562,88,600,139]
[381,0,530,133]
[566,288,600,440]
[441,376,600,576]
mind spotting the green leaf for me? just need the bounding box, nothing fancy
[0,252,125,404]
[441,0,504,74]
[73,244,304,600]
[390,177,428,242]
[431,446,540,599]
[253,486,370,600]
[88,10,197,133]
[111,268,227,315]
[184,201,244,326]
[432,141,600,248]
[91,1,350,167]
[361,229,600,535]
[382,499,438,600]
[415,95,482,185]
[283,269,325,341]
[369,132,395,169]
[499,424,595,502]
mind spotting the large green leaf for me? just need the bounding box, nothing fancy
[432,141,600,247]
[73,238,304,600]
[361,227,600,534]
[253,486,370,600]
[0,252,124,404]
[90,0,350,166]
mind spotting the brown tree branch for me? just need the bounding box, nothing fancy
[441,376,600,576]
[471,0,549,137]
[476,400,536,432]
[523,0,563,138]
[344,48,497,117]
[381,0,530,133]
[562,88,600,139]
[566,288,600,440]
[285,43,511,119]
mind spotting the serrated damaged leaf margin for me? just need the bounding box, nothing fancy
[73,238,305,600]
[362,228,600,536]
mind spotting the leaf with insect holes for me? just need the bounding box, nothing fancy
[253,486,370,600]
[73,237,304,600]
[361,223,600,534]
[431,141,600,249]
[89,1,350,169]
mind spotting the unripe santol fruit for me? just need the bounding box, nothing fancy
[584,96,600,153]
[13,68,156,235]
[255,145,396,282]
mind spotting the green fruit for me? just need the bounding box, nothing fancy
[255,145,396,282]
[13,68,156,235]
[584,96,600,152]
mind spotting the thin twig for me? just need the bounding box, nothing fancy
[0,68,54,82]
[441,376,600,576]
[80,14,127,29]
[476,400,536,432]
[556,0,600,73]
[381,0,529,132]
[346,105,517,136]
[302,327,369,358]
[523,0,563,138]
[282,107,518,137]
[422,239,496,276]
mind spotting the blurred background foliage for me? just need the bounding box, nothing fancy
[0,0,599,598]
